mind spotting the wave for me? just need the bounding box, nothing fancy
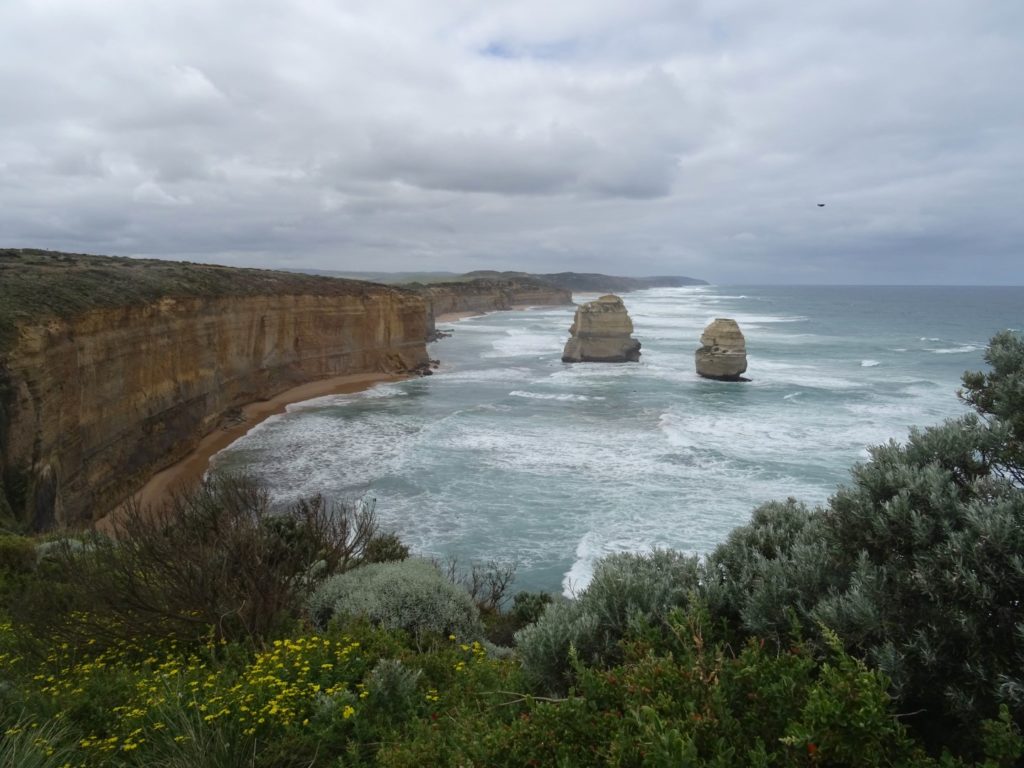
[484,331,562,359]
[509,390,604,402]
[932,345,980,354]
[861,360,881,367]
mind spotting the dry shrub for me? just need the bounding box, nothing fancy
[20,475,381,646]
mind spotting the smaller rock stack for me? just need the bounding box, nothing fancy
[561,295,641,363]
[695,318,748,381]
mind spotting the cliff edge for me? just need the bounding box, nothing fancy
[0,249,429,530]
[410,277,572,327]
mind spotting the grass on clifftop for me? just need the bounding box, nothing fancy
[0,249,407,355]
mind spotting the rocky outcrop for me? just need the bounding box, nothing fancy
[695,318,748,381]
[561,295,641,363]
[0,251,429,529]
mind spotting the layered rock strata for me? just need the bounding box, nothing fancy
[0,251,429,529]
[415,278,572,327]
[561,295,641,363]
[695,318,748,381]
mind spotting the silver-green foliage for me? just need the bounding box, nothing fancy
[364,659,422,722]
[701,332,1024,753]
[309,558,483,639]
[516,549,700,692]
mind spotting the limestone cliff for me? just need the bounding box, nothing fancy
[413,278,572,326]
[0,250,429,530]
[562,295,641,363]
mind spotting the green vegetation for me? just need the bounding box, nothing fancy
[310,559,484,641]
[0,332,1021,765]
[0,249,403,355]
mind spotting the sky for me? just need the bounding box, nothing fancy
[1,1,1022,284]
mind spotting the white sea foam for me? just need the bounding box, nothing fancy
[861,360,881,367]
[484,331,562,358]
[509,390,604,402]
[433,366,534,383]
[932,345,980,354]
[213,285,1006,595]
[285,382,410,411]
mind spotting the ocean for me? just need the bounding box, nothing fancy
[211,285,1023,596]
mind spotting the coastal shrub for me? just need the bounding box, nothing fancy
[695,332,1024,757]
[18,475,380,646]
[811,417,1024,753]
[382,606,939,768]
[959,329,1024,483]
[481,589,553,647]
[310,558,483,641]
[441,557,518,614]
[0,534,34,574]
[703,498,832,643]
[362,658,422,724]
[516,549,701,692]
[363,531,410,563]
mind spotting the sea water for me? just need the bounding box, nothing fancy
[212,285,1023,596]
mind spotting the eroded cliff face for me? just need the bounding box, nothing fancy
[1,291,428,529]
[416,278,572,324]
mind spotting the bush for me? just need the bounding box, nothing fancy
[363,532,410,564]
[960,329,1024,483]
[0,535,34,574]
[703,499,832,643]
[310,558,483,641]
[697,332,1024,757]
[382,606,939,768]
[481,590,553,647]
[16,474,380,646]
[516,549,700,692]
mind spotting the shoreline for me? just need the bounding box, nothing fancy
[435,310,484,323]
[111,303,565,528]
[107,372,409,525]
[435,304,565,325]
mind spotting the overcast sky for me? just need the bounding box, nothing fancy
[1,1,1022,284]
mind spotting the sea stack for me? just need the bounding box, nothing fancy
[561,295,641,363]
[695,318,748,381]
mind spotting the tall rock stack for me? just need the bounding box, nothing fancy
[695,318,749,381]
[561,295,641,363]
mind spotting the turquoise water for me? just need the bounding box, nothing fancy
[213,286,1023,595]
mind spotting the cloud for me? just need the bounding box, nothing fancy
[0,0,1022,283]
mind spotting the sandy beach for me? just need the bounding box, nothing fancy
[435,310,484,323]
[435,305,553,324]
[113,372,409,523]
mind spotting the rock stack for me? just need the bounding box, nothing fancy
[695,318,748,381]
[561,295,641,363]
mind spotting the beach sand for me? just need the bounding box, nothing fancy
[435,305,552,324]
[435,311,483,323]
[102,372,408,529]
